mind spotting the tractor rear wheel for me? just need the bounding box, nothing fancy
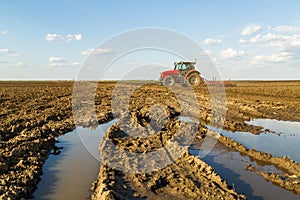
[163,76,175,87]
[187,72,202,87]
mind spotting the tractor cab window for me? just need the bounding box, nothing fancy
[180,64,187,70]
[176,63,187,70]
[186,63,194,70]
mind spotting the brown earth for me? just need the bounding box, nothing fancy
[0,80,299,199]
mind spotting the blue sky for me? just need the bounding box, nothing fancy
[1,0,300,80]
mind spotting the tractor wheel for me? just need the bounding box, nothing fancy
[163,76,175,87]
[187,72,202,87]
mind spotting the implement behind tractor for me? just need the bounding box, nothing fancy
[159,61,236,87]
[205,80,236,87]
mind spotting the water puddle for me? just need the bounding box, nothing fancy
[190,142,299,200]
[190,118,300,199]
[31,120,116,200]
[210,119,300,163]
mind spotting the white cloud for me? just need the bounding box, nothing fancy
[251,52,292,65]
[291,40,300,47]
[248,34,262,43]
[0,48,21,57]
[242,31,300,62]
[73,34,82,41]
[248,33,288,44]
[49,56,66,66]
[48,56,80,67]
[14,62,24,66]
[240,25,262,36]
[0,59,26,66]
[0,48,11,53]
[220,48,246,60]
[10,53,21,57]
[45,34,62,41]
[202,38,222,45]
[45,33,82,43]
[49,56,66,63]
[273,26,300,33]
[72,62,80,66]
[198,50,212,56]
[211,58,217,63]
[244,33,300,51]
[0,31,8,35]
[49,62,67,67]
[49,62,80,67]
[239,38,247,44]
[80,48,114,56]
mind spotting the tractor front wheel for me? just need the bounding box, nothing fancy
[187,72,202,87]
[163,76,175,87]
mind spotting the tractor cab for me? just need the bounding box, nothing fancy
[174,61,196,77]
[174,61,195,72]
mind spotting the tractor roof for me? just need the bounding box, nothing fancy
[174,61,196,65]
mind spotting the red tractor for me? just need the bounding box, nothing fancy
[160,61,203,87]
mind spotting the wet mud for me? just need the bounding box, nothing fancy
[0,81,299,199]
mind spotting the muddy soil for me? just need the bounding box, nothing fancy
[92,153,246,200]
[0,81,74,199]
[0,81,299,199]
[0,81,112,199]
[224,81,300,131]
[91,107,246,199]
